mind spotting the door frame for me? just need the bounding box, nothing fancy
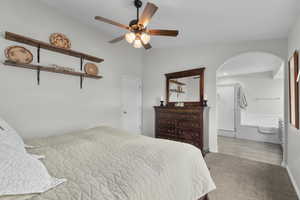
[121,75,142,134]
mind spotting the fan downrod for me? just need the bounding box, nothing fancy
[129,0,143,27]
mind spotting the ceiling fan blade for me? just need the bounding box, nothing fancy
[95,16,129,30]
[142,41,152,50]
[148,29,179,37]
[138,2,158,27]
[109,35,125,43]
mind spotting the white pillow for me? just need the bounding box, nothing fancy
[0,118,17,132]
[0,118,44,159]
[0,118,26,152]
[0,144,66,196]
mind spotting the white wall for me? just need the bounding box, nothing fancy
[287,14,300,197]
[142,40,287,152]
[218,72,284,117]
[0,0,143,138]
[0,0,291,162]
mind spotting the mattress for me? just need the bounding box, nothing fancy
[1,126,215,200]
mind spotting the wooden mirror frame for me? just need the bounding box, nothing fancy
[165,68,205,106]
[289,51,299,129]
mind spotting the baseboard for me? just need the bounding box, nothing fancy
[287,165,300,199]
[281,160,287,167]
[218,129,235,138]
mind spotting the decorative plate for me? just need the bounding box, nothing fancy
[84,63,99,75]
[49,33,71,49]
[5,46,33,64]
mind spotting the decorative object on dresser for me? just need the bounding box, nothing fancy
[155,68,206,151]
[202,94,208,107]
[84,63,99,75]
[3,32,104,89]
[49,33,71,49]
[174,102,184,107]
[160,96,164,107]
[5,46,33,64]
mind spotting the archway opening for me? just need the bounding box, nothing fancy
[216,51,285,166]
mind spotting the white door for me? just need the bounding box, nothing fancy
[121,76,142,134]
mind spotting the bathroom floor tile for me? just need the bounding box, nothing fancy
[218,136,282,165]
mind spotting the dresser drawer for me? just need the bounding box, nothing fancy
[156,134,178,141]
[154,106,204,151]
[157,118,176,127]
[157,126,176,136]
[177,128,203,140]
[158,112,202,120]
[187,140,203,149]
[177,120,202,129]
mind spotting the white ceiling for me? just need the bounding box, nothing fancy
[40,0,300,48]
[217,52,284,77]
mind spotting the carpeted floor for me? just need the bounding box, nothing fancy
[205,153,298,200]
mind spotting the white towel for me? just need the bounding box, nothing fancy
[238,87,248,109]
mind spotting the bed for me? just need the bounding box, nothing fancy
[1,126,215,200]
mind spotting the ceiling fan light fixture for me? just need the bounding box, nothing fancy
[141,32,151,44]
[95,1,178,50]
[125,32,136,43]
[133,39,143,48]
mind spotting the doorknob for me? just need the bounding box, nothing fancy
[123,111,127,114]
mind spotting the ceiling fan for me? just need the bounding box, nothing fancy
[94,0,179,50]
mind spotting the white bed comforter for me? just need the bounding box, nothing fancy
[1,126,215,200]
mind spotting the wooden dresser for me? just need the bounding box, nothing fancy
[157,68,209,200]
[154,106,204,151]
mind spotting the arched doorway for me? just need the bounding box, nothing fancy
[216,51,285,166]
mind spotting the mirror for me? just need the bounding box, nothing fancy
[165,68,205,106]
[169,76,200,102]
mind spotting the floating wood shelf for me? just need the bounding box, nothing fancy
[5,32,104,63]
[169,89,185,94]
[169,79,186,86]
[3,60,103,79]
